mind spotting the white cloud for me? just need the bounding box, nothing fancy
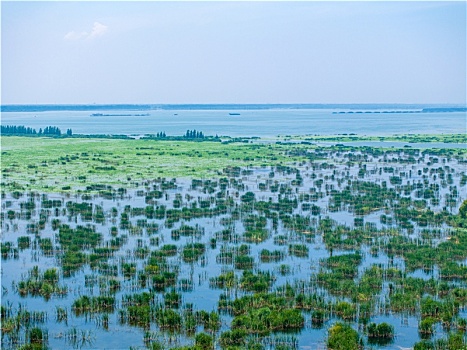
[64,22,108,40]
[89,22,108,38]
[64,31,88,40]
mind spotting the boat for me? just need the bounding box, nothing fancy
[90,113,150,117]
[229,113,241,116]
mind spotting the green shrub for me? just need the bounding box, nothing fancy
[327,322,360,350]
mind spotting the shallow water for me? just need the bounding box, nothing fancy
[1,148,466,349]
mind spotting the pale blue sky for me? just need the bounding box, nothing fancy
[2,1,466,104]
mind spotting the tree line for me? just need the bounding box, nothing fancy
[1,125,72,136]
[141,130,220,142]
[184,129,204,139]
[2,126,220,141]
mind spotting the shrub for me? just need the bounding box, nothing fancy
[195,333,213,349]
[327,322,360,350]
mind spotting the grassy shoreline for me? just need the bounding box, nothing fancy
[1,137,301,192]
[2,134,466,193]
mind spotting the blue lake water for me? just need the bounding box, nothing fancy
[1,105,465,137]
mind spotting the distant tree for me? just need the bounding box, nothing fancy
[43,126,61,136]
[0,125,63,137]
[1,125,37,135]
[184,129,205,139]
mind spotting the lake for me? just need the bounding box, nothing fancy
[1,104,465,137]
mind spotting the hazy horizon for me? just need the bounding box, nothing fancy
[1,103,466,107]
[2,1,466,105]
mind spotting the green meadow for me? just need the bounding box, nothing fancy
[3,134,465,193]
[1,137,305,192]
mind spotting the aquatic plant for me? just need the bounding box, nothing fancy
[327,322,361,350]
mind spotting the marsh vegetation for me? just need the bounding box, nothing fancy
[1,136,466,349]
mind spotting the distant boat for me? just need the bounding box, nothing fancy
[90,113,150,117]
[229,113,241,116]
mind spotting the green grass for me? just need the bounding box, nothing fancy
[2,134,465,193]
[1,137,304,192]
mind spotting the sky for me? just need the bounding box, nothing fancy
[1,1,466,104]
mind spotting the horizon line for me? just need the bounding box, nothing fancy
[2,102,466,106]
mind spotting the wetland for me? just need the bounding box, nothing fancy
[1,131,466,349]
